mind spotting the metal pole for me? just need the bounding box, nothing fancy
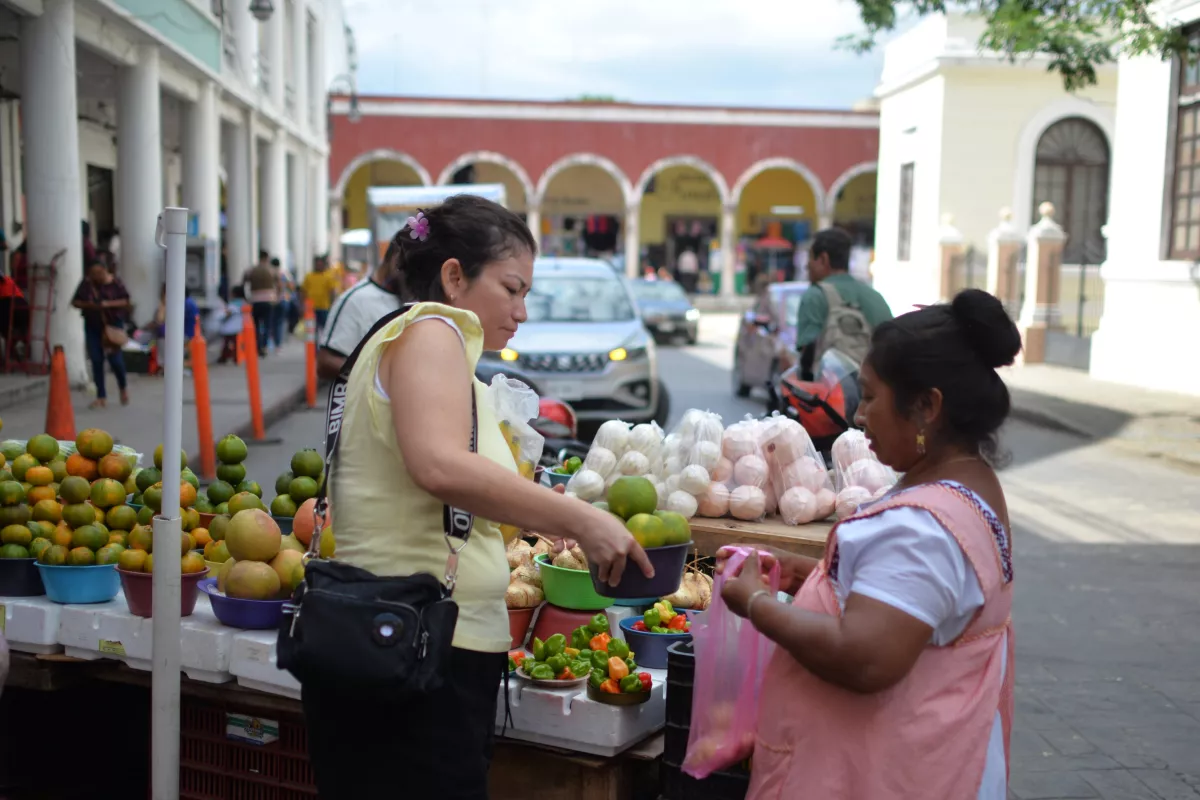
[152,206,189,800]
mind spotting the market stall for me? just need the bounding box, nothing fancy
[687,516,830,560]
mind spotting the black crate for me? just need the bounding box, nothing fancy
[666,640,694,729]
[660,758,750,800]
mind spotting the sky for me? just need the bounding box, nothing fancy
[343,0,890,109]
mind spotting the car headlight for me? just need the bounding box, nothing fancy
[685,308,700,321]
[609,346,647,362]
[499,348,519,362]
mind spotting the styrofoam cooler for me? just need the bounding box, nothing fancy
[230,629,301,699]
[495,666,668,757]
[57,593,235,683]
[0,595,65,654]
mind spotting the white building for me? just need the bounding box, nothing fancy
[871,14,1119,371]
[1089,2,1200,395]
[1,0,350,384]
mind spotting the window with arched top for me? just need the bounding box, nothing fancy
[1032,117,1110,264]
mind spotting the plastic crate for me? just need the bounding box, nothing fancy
[660,757,750,800]
[179,694,317,799]
[666,640,695,729]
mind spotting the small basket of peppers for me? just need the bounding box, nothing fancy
[582,619,653,706]
[516,613,612,684]
[631,599,690,634]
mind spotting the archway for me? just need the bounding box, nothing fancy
[1033,117,1109,265]
[829,163,877,248]
[734,161,822,290]
[635,157,727,290]
[536,154,630,259]
[334,149,431,232]
[437,152,534,215]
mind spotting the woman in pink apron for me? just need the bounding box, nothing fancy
[719,288,1020,800]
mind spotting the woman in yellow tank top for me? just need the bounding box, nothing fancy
[303,195,654,799]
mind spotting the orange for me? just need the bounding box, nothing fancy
[24,465,54,487]
[0,481,24,506]
[291,498,328,547]
[192,527,212,547]
[118,547,147,572]
[94,505,106,524]
[181,532,194,555]
[181,551,206,574]
[179,482,197,509]
[51,523,73,548]
[127,525,154,552]
[31,499,62,524]
[38,543,68,565]
[67,546,96,565]
[64,453,99,481]
[75,428,114,460]
[89,479,126,509]
[71,524,107,551]
[26,485,56,505]
[98,453,132,482]
[108,530,128,547]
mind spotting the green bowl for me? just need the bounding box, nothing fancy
[535,553,612,611]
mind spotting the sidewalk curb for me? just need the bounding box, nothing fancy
[1008,404,1092,440]
[231,383,310,445]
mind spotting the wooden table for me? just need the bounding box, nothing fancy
[689,516,832,560]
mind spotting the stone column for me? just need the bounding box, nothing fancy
[290,2,307,126]
[183,81,220,242]
[986,208,1023,317]
[117,44,164,326]
[248,117,260,258]
[328,200,344,266]
[224,120,252,285]
[312,153,329,256]
[1017,202,1067,364]
[266,6,285,109]
[231,0,257,85]
[262,131,288,259]
[20,0,87,383]
[937,213,964,301]
[719,203,737,297]
[526,207,542,251]
[288,151,308,277]
[623,203,640,278]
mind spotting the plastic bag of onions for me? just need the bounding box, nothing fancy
[658,408,725,518]
[759,415,836,525]
[830,429,899,520]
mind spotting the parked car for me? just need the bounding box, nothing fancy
[629,279,700,344]
[478,258,669,434]
[732,280,809,403]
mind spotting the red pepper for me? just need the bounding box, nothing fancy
[667,614,689,632]
[599,678,621,694]
[509,650,526,665]
[589,633,612,652]
[638,672,652,692]
[632,620,647,632]
[557,668,575,680]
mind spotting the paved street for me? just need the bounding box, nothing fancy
[242,314,1200,799]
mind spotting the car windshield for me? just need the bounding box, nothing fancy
[779,290,804,327]
[527,275,636,323]
[631,281,688,303]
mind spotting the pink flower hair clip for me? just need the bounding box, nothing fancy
[406,211,430,242]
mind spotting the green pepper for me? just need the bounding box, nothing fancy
[608,638,630,660]
[565,456,582,474]
[531,637,546,662]
[588,613,610,636]
[544,633,567,658]
[578,649,593,663]
[652,626,670,634]
[643,608,661,629]
[529,663,555,680]
[507,656,516,672]
[625,657,637,673]
[619,674,642,693]
[570,660,590,677]
[571,626,592,651]
[589,669,605,689]
[591,650,610,673]
[546,654,569,674]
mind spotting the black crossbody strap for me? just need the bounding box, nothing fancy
[306,304,479,589]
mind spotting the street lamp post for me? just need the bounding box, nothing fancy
[249,0,274,22]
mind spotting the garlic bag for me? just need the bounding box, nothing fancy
[593,420,631,456]
[584,446,618,479]
[566,468,605,501]
[658,408,725,518]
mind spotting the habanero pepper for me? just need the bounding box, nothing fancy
[531,637,546,663]
[529,663,555,680]
[588,613,610,636]
[608,657,630,681]
[589,670,605,690]
[544,633,567,657]
[589,632,612,652]
[599,678,621,694]
[619,674,642,693]
[591,650,611,673]
[607,638,630,660]
[546,654,569,674]
[638,672,652,692]
[667,614,689,632]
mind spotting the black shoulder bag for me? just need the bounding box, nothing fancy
[276,306,477,699]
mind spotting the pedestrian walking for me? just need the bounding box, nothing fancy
[71,261,130,408]
[300,255,339,334]
[718,288,1021,800]
[299,195,653,798]
[244,250,277,357]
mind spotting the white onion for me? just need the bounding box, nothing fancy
[666,490,699,518]
[689,440,722,472]
[594,420,630,455]
[729,485,767,521]
[696,482,730,517]
[733,454,769,489]
[694,413,725,446]
[677,409,706,439]
[679,464,711,495]
[628,422,663,457]
[584,446,618,478]
[664,455,683,477]
[654,479,669,509]
[618,450,651,476]
[666,474,682,494]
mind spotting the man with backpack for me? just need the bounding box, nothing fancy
[796,227,893,380]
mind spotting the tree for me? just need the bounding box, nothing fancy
[844,1,1195,89]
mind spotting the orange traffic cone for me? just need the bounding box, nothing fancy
[45,345,76,441]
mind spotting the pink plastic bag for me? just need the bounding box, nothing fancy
[683,547,781,779]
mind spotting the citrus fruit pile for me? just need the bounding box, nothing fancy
[269,448,324,518]
[598,475,692,550]
[203,434,261,515]
[211,508,308,604]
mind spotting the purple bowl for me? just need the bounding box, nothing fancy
[587,541,691,599]
[198,577,286,629]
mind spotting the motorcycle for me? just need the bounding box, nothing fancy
[774,349,862,464]
[474,363,590,470]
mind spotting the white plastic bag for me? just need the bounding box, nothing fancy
[761,416,835,526]
[831,429,898,520]
[488,375,544,481]
[659,409,723,518]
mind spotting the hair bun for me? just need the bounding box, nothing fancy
[950,289,1022,369]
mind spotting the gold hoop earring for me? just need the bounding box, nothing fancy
[916,431,927,456]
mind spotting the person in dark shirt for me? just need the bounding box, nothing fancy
[72,262,131,408]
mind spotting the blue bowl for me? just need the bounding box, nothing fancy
[199,578,286,629]
[36,563,120,604]
[619,613,692,670]
[272,515,295,535]
[543,470,573,489]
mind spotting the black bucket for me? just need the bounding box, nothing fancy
[0,558,46,597]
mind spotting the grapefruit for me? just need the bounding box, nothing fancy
[227,492,264,515]
[31,499,62,524]
[279,533,305,553]
[270,550,305,597]
[118,548,147,572]
[38,543,68,565]
[216,462,246,485]
[209,515,231,541]
[98,453,132,482]
[217,558,237,593]
[106,505,137,531]
[654,511,692,546]
[291,498,327,546]
[11,454,38,482]
[225,560,281,600]
[270,494,298,518]
[288,476,318,503]
[154,444,187,471]
[29,538,52,560]
[607,476,658,521]
[67,546,96,565]
[625,513,667,549]
[95,544,124,565]
[216,435,248,464]
[274,471,294,497]
[206,480,235,505]
[60,476,91,504]
[291,449,324,479]
[26,433,60,463]
[225,509,281,562]
[64,453,99,481]
[0,481,23,506]
[203,540,231,563]
[1,524,32,546]
[24,465,53,487]
[90,479,127,509]
[75,428,114,459]
[0,543,29,559]
[135,467,161,493]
